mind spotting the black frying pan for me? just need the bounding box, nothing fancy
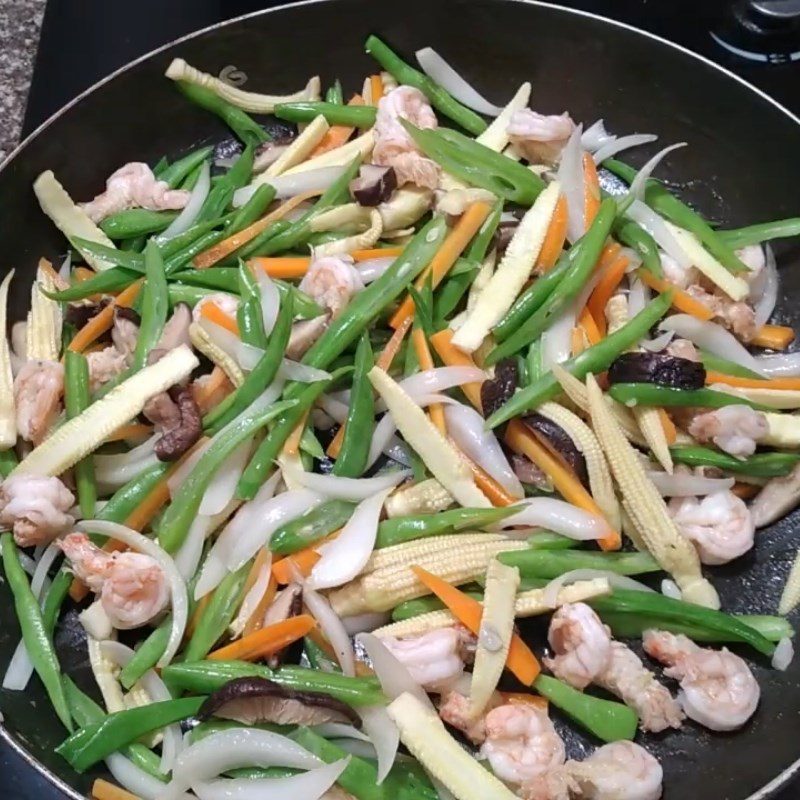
[1,1,799,797]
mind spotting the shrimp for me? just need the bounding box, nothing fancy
[0,475,74,547]
[668,490,755,565]
[381,627,470,691]
[685,284,757,341]
[507,109,575,165]
[687,405,768,458]
[13,359,64,445]
[148,304,192,364]
[567,741,663,800]
[642,630,760,731]
[665,337,700,362]
[87,309,140,391]
[298,256,365,319]
[438,689,502,744]
[543,603,612,689]
[286,316,330,361]
[373,86,441,189]
[60,533,169,630]
[80,162,190,223]
[480,703,566,785]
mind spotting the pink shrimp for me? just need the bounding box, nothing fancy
[60,533,169,630]
[685,284,757,341]
[381,627,470,691]
[507,109,575,164]
[0,475,75,547]
[13,359,64,445]
[437,689,502,744]
[298,256,364,319]
[687,405,768,458]
[567,741,663,800]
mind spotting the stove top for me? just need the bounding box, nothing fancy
[7,1,800,798]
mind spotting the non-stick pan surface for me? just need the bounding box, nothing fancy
[1,2,799,797]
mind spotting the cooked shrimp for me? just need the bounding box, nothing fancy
[86,309,140,391]
[685,284,757,341]
[480,703,566,785]
[13,359,64,444]
[567,741,663,800]
[381,627,469,691]
[687,405,768,458]
[543,603,612,689]
[148,304,192,364]
[438,689,501,744]
[286,315,330,360]
[81,162,190,223]
[642,630,759,731]
[665,337,700,362]
[60,533,169,630]
[373,86,440,189]
[298,256,364,319]
[507,109,575,164]
[0,475,74,547]
[668,490,755,565]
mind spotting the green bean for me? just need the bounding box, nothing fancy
[487,291,673,427]
[159,398,296,552]
[304,635,341,671]
[132,241,168,370]
[41,570,76,638]
[614,217,662,277]
[604,157,748,274]
[56,697,204,772]
[718,218,800,249]
[198,144,254,224]
[203,289,294,434]
[237,368,350,499]
[168,284,217,306]
[698,349,764,379]
[229,220,292,263]
[236,260,268,348]
[270,499,357,555]
[498,548,660,578]
[0,448,19,477]
[152,156,169,178]
[405,122,543,205]
[608,382,771,412]
[736,614,795,642]
[70,238,145,272]
[376,506,516,549]
[158,145,214,189]
[275,101,377,127]
[434,260,478,324]
[119,618,171,689]
[333,333,375,477]
[467,198,504,261]
[1,533,72,731]
[326,79,344,104]
[299,425,325,459]
[176,80,268,145]
[487,198,617,365]
[527,531,580,549]
[99,208,179,240]
[365,36,487,135]
[164,231,225,274]
[669,445,800,477]
[229,182,277,231]
[64,351,96,518]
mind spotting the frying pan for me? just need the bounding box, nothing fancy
[1,1,799,797]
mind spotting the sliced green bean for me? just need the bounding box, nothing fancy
[270,499,357,555]
[614,217,662,277]
[498,548,660,578]
[197,144,254,224]
[698,349,764,379]
[64,351,96,517]
[669,445,800,477]
[132,241,168,370]
[608,382,771,412]
[718,218,800,249]
[274,101,377,127]
[158,145,214,189]
[99,209,179,239]
[376,506,516,548]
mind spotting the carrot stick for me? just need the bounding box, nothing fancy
[751,324,795,351]
[390,202,493,329]
[412,329,446,434]
[732,482,761,500]
[104,422,152,443]
[454,444,517,506]
[705,370,800,391]
[501,692,548,710]
[582,152,602,228]
[429,328,485,411]
[577,308,602,346]
[505,419,621,550]
[91,778,142,800]
[411,566,540,685]
[248,257,311,280]
[208,614,316,661]
[200,302,239,335]
[571,326,587,357]
[637,270,714,321]
[68,280,143,353]
[351,247,403,261]
[283,409,309,457]
[657,408,677,445]
[272,549,322,584]
[587,255,630,335]
[535,195,568,272]
[370,75,384,103]
[193,366,235,414]
[310,95,364,157]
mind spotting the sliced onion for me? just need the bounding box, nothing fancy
[581,120,612,152]
[16,549,36,576]
[233,166,347,207]
[94,434,160,487]
[199,440,251,516]
[317,394,349,424]
[342,612,391,636]
[313,723,370,741]
[415,47,503,115]
[199,317,264,370]
[753,353,800,378]
[443,403,523,499]
[230,552,273,638]
[384,439,413,467]
[647,471,735,497]
[58,252,72,282]
[752,245,778,331]
[557,124,586,242]
[627,199,691,269]
[661,579,682,600]
[160,161,210,240]
[627,143,686,203]
[169,439,211,496]
[282,461,409,501]
[308,488,391,590]
[253,143,292,173]
[330,738,378,759]
[394,366,486,402]
[303,581,355,676]
[256,269,281,336]
[772,636,794,671]
[359,705,398,784]
[541,307,574,370]
[627,276,651,318]
[641,330,674,352]
[542,569,654,608]
[592,133,658,165]
[659,314,766,376]
[499,498,611,540]
[357,257,396,284]
[366,414,398,469]
[279,359,331,383]
[77,520,187,668]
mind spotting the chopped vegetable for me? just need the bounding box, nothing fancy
[0,271,16,448]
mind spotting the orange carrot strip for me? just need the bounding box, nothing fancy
[412,328,446,434]
[412,566,540,685]
[283,409,310,457]
[455,445,516,507]
[577,308,602,346]
[272,549,322,585]
[751,324,795,351]
[370,75,384,103]
[704,370,800,391]
[505,419,621,550]
[326,425,346,459]
[429,329,485,411]
[732,482,761,500]
[68,280,143,353]
[248,257,311,280]
[582,152,602,228]
[637,270,714,321]
[104,422,152,443]
[390,202,493,329]
[92,778,142,800]
[501,692,549,710]
[587,255,630,335]
[535,195,568,272]
[200,302,240,335]
[193,366,235,414]
[208,614,316,661]
[658,408,677,445]
[243,574,278,637]
[352,247,403,261]
[311,95,364,157]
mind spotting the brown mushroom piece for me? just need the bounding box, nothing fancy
[64,298,112,330]
[197,677,362,727]
[522,414,589,487]
[480,359,518,420]
[349,165,398,207]
[154,386,202,461]
[607,352,706,390]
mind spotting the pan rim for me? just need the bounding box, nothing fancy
[1,1,798,798]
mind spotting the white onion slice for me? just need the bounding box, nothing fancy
[342,612,390,636]
[581,120,612,152]
[58,252,72,282]
[234,166,347,207]
[366,414,398,469]
[641,330,674,352]
[282,461,409,502]
[659,314,766,376]
[199,440,251,516]
[199,317,264,370]
[359,705,398,784]
[772,636,794,671]
[77,520,187,668]
[106,752,184,800]
[160,161,210,240]
[357,257,396,284]
[93,434,159,487]
[174,514,214,581]
[308,488,391,590]
[541,306,574,370]
[627,199,691,269]
[317,394,349,424]
[647,471,735,497]
[661,579,682,600]
[229,552,273,638]
[168,439,211,496]
[303,581,356,676]
[752,245,778,331]
[499,498,611,540]
[592,133,658,165]
[752,353,800,378]
[395,367,486,401]
[627,143,686,202]
[256,269,281,336]
[313,723,370,741]
[542,569,655,608]
[415,47,503,116]
[557,124,586,242]
[279,359,331,383]
[626,276,651,318]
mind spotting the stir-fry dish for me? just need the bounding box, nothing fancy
[3,36,800,800]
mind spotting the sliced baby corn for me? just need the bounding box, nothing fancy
[378,187,433,233]
[26,261,61,362]
[369,367,491,508]
[282,130,375,175]
[538,401,621,530]
[12,345,198,478]
[385,478,454,518]
[388,692,518,800]
[605,293,629,335]
[760,413,800,449]
[312,209,383,258]
[469,560,519,719]
[778,549,800,616]
[372,577,612,639]
[264,115,329,177]
[465,250,496,314]
[620,505,649,553]
[33,171,118,271]
[87,638,126,714]
[0,270,16,448]
[309,203,372,234]
[632,406,673,474]
[190,322,244,387]
[166,57,320,113]
[585,373,719,608]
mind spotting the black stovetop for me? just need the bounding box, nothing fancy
[7,1,800,798]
